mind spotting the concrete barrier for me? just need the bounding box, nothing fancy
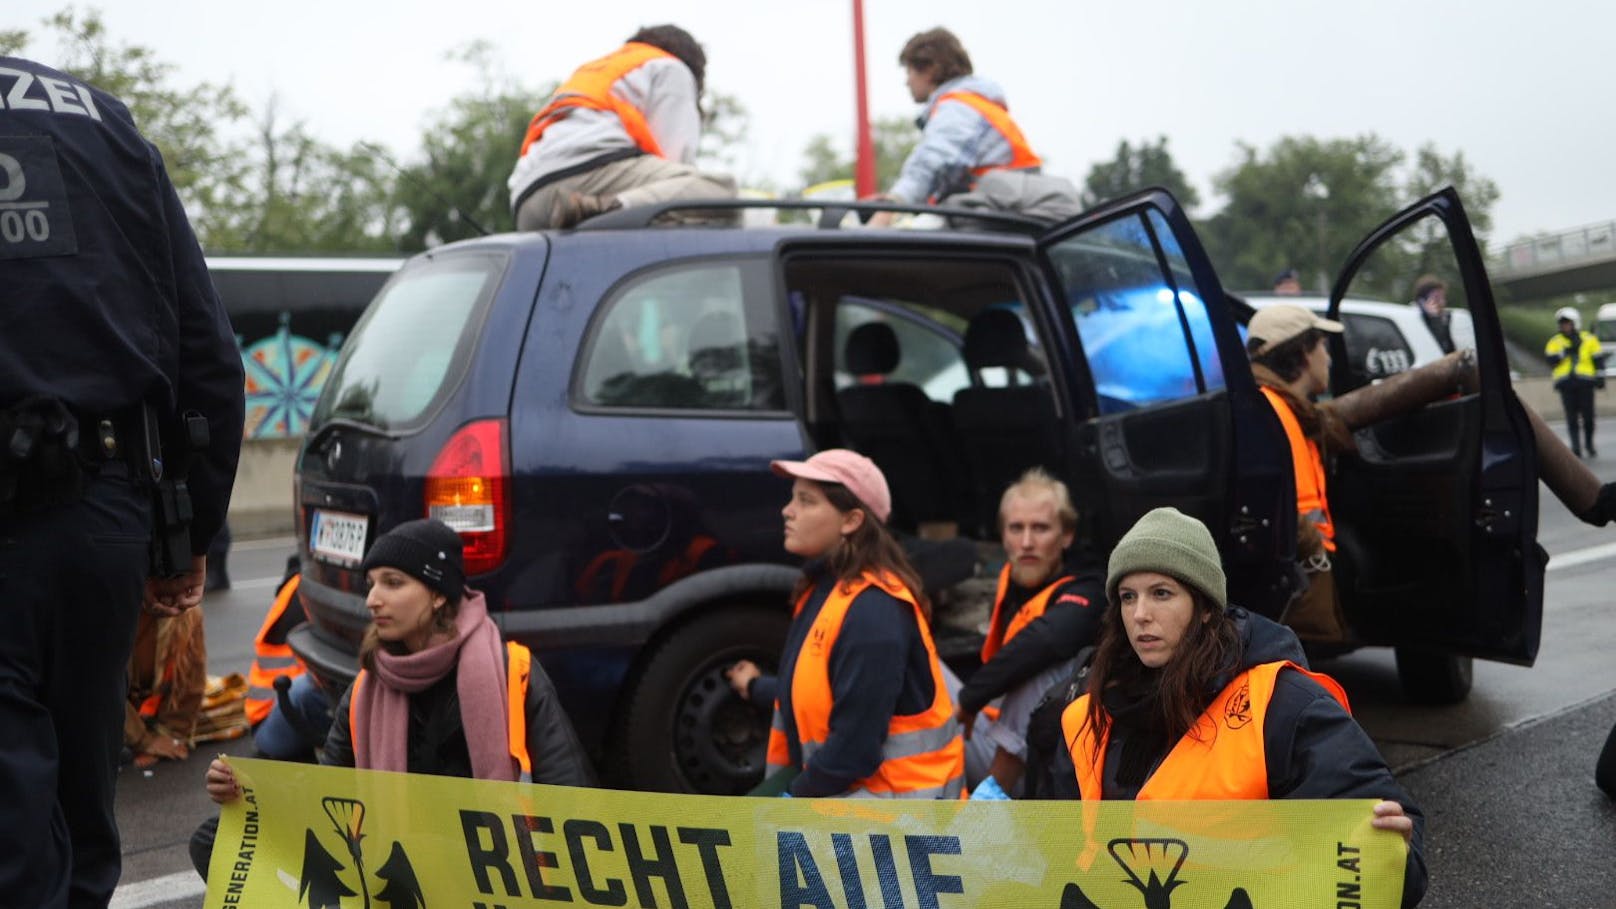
[224,378,1616,539]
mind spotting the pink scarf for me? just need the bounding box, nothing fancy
[349,589,516,781]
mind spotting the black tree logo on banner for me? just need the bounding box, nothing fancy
[1058,838,1254,909]
[296,795,427,908]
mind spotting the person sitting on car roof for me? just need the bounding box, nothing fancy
[724,449,966,798]
[190,519,594,880]
[868,28,1079,227]
[508,24,737,230]
[1246,304,1355,644]
[953,467,1106,799]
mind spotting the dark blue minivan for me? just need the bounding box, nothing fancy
[290,189,1543,793]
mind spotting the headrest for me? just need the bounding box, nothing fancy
[845,322,900,376]
[687,311,744,376]
[964,308,1044,375]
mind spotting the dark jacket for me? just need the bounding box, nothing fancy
[956,564,1105,715]
[323,647,595,788]
[1027,608,1427,908]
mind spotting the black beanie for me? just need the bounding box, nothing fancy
[360,518,466,602]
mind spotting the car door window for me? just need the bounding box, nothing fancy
[578,262,784,412]
[833,299,968,402]
[1050,210,1223,414]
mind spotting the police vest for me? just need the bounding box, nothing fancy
[519,42,672,158]
[1259,385,1335,551]
[1545,330,1603,383]
[933,91,1042,184]
[349,640,535,782]
[1061,660,1349,800]
[245,574,307,726]
[980,563,1077,663]
[766,572,965,799]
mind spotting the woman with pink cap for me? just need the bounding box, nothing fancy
[725,449,965,798]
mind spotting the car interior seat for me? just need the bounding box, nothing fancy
[952,308,1063,535]
[835,321,963,528]
[685,310,750,407]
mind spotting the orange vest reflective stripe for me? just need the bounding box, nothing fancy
[980,563,1076,663]
[347,640,534,780]
[934,91,1042,177]
[245,574,307,725]
[1061,660,1349,801]
[519,43,671,158]
[765,572,965,798]
[1260,386,1336,550]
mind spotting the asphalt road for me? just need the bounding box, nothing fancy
[109,420,1616,908]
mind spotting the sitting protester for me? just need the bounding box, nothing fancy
[955,467,1104,798]
[192,519,593,879]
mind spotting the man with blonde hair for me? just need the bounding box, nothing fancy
[955,467,1105,797]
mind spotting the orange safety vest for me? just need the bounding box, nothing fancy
[245,574,307,725]
[1061,660,1349,801]
[1259,386,1336,550]
[349,640,534,781]
[519,42,671,159]
[765,572,965,798]
[934,91,1042,178]
[980,563,1077,663]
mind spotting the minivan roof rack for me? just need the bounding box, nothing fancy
[574,198,1050,234]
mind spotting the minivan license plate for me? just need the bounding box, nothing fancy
[311,510,368,566]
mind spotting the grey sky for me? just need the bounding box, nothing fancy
[10,0,1611,245]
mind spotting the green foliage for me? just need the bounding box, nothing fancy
[796,115,918,191]
[392,42,548,250]
[697,91,751,174]
[1081,136,1201,211]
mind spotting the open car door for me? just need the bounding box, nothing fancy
[1036,189,1296,617]
[1326,188,1543,695]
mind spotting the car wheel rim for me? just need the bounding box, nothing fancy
[673,662,769,794]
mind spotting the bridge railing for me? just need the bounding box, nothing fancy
[1496,220,1616,277]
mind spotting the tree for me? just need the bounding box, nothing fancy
[1202,134,1406,294]
[1081,136,1201,211]
[393,42,548,250]
[697,91,752,175]
[796,115,919,192]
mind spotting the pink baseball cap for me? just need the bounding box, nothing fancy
[770,449,892,523]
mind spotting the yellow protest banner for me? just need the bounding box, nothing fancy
[207,756,1405,908]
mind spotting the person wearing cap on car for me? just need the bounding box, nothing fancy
[191,519,594,880]
[1545,306,1605,458]
[1045,507,1427,907]
[724,449,965,798]
[1247,304,1355,644]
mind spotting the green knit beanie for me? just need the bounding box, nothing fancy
[1105,507,1228,611]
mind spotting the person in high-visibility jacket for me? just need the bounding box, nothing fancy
[193,520,594,879]
[869,28,1077,227]
[1247,303,1354,644]
[507,24,737,230]
[1544,306,1605,458]
[725,449,965,798]
[1050,507,1428,908]
[954,467,1104,798]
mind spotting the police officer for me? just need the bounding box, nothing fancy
[0,56,244,906]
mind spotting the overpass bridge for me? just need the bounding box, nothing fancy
[1492,219,1616,301]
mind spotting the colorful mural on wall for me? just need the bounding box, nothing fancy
[241,313,345,439]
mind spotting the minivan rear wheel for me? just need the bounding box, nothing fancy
[1394,646,1473,705]
[614,606,789,794]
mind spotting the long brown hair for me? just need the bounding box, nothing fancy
[1080,581,1240,763]
[357,581,459,673]
[789,481,931,621]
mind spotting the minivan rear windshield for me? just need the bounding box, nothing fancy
[311,252,504,431]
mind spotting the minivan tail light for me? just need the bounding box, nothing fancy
[424,418,509,576]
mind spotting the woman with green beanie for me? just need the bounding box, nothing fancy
[1051,507,1427,907]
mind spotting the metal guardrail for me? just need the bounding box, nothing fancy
[1495,220,1616,276]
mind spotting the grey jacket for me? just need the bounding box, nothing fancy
[889,74,1032,205]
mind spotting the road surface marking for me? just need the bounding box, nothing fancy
[1547,541,1616,572]
[111,870,205,908]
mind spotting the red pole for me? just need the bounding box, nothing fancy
[851,0,877,197]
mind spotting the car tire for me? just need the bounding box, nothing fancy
[1394,646,1473,705]
[613,605,789,795]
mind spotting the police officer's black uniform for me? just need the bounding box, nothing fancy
[0,57,244,906]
